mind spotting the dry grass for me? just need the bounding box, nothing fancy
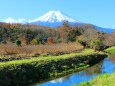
[0,42,83,56]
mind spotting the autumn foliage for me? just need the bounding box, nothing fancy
[47,37,53,44]
[0,22,115,51]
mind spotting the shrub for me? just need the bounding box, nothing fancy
[31,38,39,44]
[15,40,21,46]
[47,37,53,44]
[1,41,7,44]
[90,40,102,51]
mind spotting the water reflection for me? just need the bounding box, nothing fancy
[84,63,101,75]
[36,55,115,86]
[50,78,64,83]
[101,57,115,74]
[109,55,115,62]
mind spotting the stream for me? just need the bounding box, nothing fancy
[35,55,115,86]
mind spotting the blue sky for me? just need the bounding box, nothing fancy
[0,0,115,28]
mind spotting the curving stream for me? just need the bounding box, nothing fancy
[35,55,115,86]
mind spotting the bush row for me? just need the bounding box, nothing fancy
[0,56,30,62]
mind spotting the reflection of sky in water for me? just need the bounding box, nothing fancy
[101,58,115,74]
[37,57,115,86]
[38,72,97,86]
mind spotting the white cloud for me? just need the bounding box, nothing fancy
[28,20,33,23]
[4,17,25,23]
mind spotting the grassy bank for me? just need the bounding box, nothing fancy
[105,46,115,54]
[0,48,98,62]
[0,49,107,86]
[74,73,115,86]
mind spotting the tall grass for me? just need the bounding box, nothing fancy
[0,42,83,55]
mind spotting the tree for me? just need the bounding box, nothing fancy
[57,21,70,40]
[77,27,99,47]
[31,38,39,44]
[78,40,87,49]
[67,28,81,42]
[104,32,115,46]
[47,37,53,44]
[90,40,101,51]
[15,40,21,46]
[63,21,69,27]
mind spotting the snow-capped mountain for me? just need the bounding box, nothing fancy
[29,11,79,27]
[30,11,77,23]
[28,10,115,33]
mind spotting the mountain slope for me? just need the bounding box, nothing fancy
[94,26,115,33]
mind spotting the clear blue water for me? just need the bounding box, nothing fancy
[35,55,115,86]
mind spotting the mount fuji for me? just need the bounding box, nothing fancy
[29,10,115,33]
[29,11,80,27]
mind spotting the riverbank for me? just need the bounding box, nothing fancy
[105,46,115,54]
[74,73,115,86]
[0,49,107,86]
[72,47,115,86]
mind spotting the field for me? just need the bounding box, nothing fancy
[0,42,83,56]
[0,42,108,85]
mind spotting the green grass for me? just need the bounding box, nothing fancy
[73,73,115,86]
[0,49,94,66]
[105,46,115,54]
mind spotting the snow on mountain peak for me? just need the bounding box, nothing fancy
[30,11,78,23]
